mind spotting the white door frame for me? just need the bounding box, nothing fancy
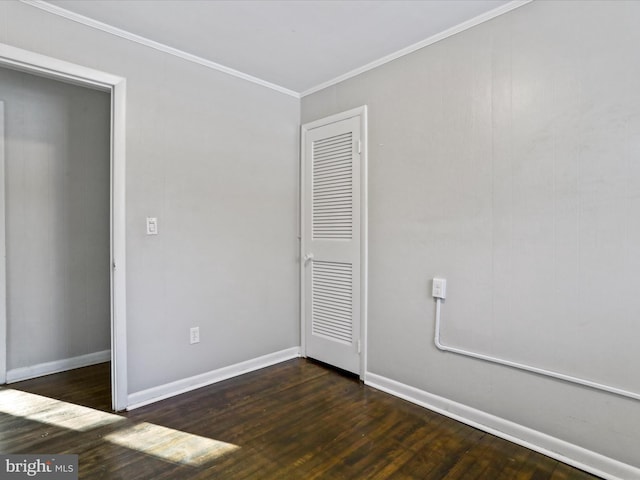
[300,106,368,378]
[0,43,128,411]
[0,101,5,387]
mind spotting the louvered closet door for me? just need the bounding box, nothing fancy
[303,116,361,374]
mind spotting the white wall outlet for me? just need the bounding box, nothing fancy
[432,278,447,299]
[190,326,200,344]
[146,217,158,235]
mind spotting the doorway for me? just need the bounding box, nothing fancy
[300,106,368,377]
[0,43,127,411]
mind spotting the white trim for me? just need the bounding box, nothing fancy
[110,79,127,412]
[6,350,111,383]
[0,42,128,411]
[300,0,533,97]
[300,106,368,379]
[21,0,530,99]
[365,372,640,480]
[126,347,301,410]
[0,102,5,385]
[360,109,368,380]
[302,106,367,131]
[0,43,123,92]
[300,129,307,357]
[20,0,299,99]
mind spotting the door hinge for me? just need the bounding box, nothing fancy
[357,140,361,154]
[357,340,361,354]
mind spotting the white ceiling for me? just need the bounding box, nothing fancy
[46,0,514,95]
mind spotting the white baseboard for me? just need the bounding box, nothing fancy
[127,347,301,410]
[365,372,640,480]
[6,350,111,383]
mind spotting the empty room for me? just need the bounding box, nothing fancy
[0,0,638,478]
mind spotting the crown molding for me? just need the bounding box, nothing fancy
[20,0,532,99]
[19,0,300,99]
[300,0,533,97]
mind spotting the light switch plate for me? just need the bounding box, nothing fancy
[146,217,158,235]
[190,327,200,344]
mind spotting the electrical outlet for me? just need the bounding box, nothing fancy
[190,327,200,344]
[432,278,447,299]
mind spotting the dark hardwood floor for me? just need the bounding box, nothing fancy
[2,359,600,479]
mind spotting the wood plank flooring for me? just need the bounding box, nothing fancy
[2,359,600,479]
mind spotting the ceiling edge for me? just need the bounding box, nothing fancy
[19,0,301,99]
[300,0,533,98]
[19,0,533,99]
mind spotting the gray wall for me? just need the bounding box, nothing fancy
[1,67,111,370]
[302,0,640,469]
[0,1,300,393]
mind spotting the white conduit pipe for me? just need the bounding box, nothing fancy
[434,298,640,402]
